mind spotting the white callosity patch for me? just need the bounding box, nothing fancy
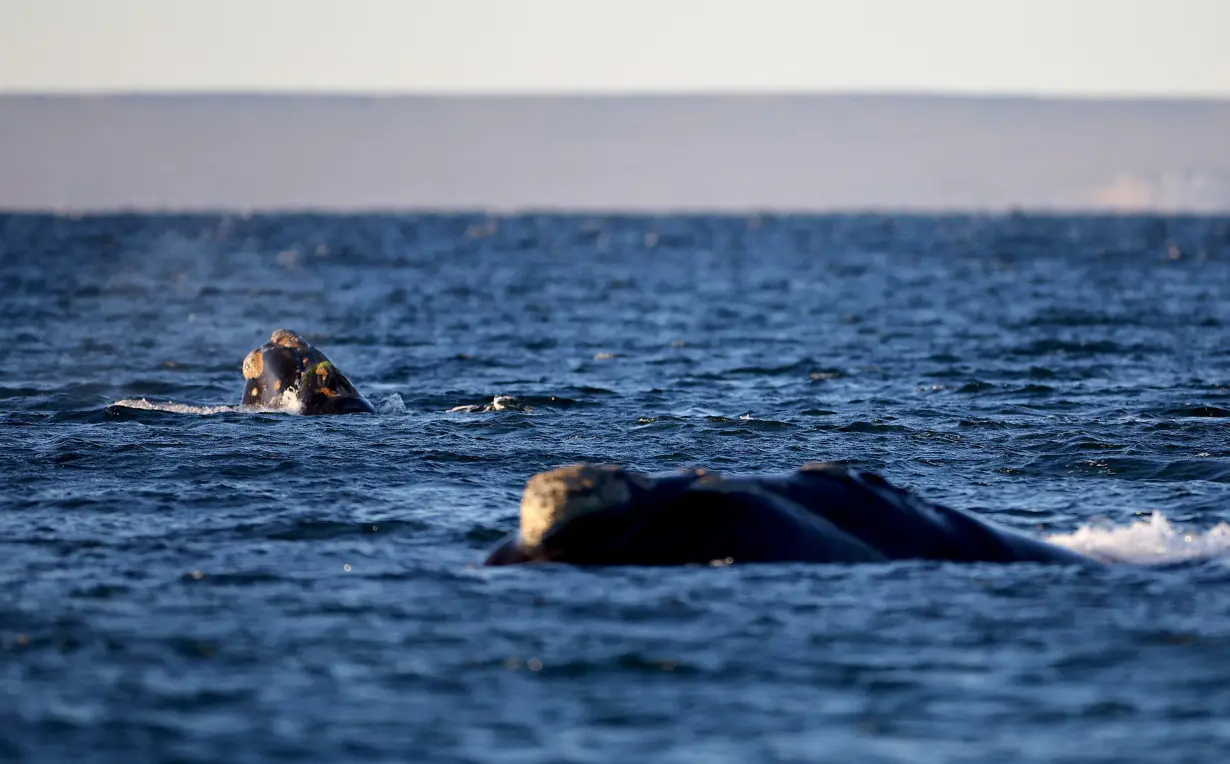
[519,465,636,548]
[1048,512,1230,565]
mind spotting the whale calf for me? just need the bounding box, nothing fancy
[241,330,375,415]
[484,462,1094,566]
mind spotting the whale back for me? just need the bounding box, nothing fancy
[761,463,1091,564]
[487,464,888,566]
[485,463,1095,567]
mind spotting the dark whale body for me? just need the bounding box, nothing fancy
[484,463,1094,567]
[241,330,375,415]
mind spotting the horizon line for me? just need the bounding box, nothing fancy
[3,87,1230,104]
[4,205,1228,217]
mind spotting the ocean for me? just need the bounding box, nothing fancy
[3,212,1230,762]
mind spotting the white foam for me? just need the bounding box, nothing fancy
[111,398,245,416]
[271,387,305,414]
[1047,512,1230,565]
[447,395,528,413]
[376,393,407,415]
[111,392,304,416]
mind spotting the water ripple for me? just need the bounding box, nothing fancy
[4,212,1230,763]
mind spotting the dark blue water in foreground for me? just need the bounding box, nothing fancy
[3,213,1230,763]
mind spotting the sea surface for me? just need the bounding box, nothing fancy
[3,212,1230,763]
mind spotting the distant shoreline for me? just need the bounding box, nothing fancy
[3,93,1228,212]
[4,208,1225,218]
[3,91,1230,104]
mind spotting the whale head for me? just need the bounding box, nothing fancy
[241,329,375,415]
[516,464,648,548]
[484,464,716,565]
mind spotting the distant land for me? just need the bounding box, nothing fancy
[1,94,1229,212]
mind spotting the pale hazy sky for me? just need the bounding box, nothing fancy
[1,0,1228,96]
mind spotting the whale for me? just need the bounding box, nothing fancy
[241,329,375,415]
[483,462,1095,566]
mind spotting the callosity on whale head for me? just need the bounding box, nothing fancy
[482,462,1097,567]
[241,329,375,415]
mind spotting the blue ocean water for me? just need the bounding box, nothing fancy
[2,212,1230,763]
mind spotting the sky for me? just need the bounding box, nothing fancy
[1,0,1228,96]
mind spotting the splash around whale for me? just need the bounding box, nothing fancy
[484,462,1103,567]
[113,330,377,416]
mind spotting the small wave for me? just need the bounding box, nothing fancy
[1010,339,1129,356]
[1159,405,1230,418]
[445,394,584,414]
[957,380,996,394]
[836,420,910,434]
[633,415,685,429]
[1048,512,1230,565]
[800,408,838,417]
[727,359,820,376]
[728,415,795,431]
[516,394,586,408]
